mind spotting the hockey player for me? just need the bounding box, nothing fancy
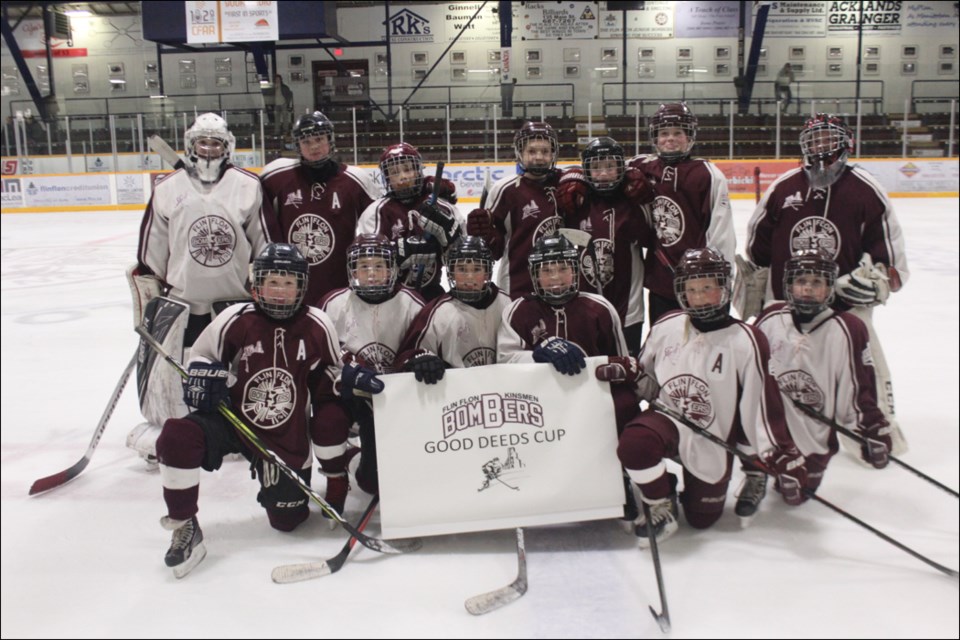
[396,235,511,383]
[314,234,425,508]
[498,232,648,519]
[260,111,381,305]
[749,248,890,514]
[617,248,806,545]
[554,137,657,354]
[627,103,735,325]
[155,243,351,578]
[740,113,908,456]
[357,143,463,301]
[466,121,564,298]
[128,112,273,466]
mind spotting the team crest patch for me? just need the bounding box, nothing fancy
[580,238,614,290]
[532,216,562,245]
[290,214,335,265]
[790,217,840,258]
[661,375,713,428]
[463,347,496,368]
[778,369,825,412]
[189,215,236,267]
[242,367,296,428]
[651,196,684,247]
[358,342,397,374]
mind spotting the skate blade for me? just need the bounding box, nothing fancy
[172,542,207,579]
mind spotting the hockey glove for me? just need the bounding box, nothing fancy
[732,255,769,320]
[835,254,890,307]
[406,350,446,385]
[858,422,892,469]
[622,167,656,205]
[555,167,589,216]
[415,202,460,247]
[340,358,384,400]
[532,336,586,376]
[595,356,643,385]
[397,236,440,271]
[182,361,230,412]
[764,446,808,506]
[466,208,494,241]
[423,176,458,205]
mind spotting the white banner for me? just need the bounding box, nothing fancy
[375,358,625,539]
[521,2,599,40]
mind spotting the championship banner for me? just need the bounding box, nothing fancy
[374,358,625,539]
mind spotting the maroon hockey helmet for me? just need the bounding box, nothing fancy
[346,233,399,302]
[800,113,853,189]
[379,142,424,201]
[673,247,731,321]
[648,102,697,163]
[784,247,839,318]
[514,121,559,176]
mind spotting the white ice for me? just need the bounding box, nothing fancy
[2,199,958,639]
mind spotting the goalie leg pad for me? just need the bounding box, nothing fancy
[138,297,190,427]
[126,264,163,329]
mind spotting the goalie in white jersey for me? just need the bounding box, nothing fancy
[128,113,273,467]
[617,248,807,545]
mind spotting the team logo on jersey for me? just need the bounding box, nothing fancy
[790,217,840,258]
[284,189,303,208]
[402,259,437,286]
[290,214,335,265]
[778,369,824,412]
[242,367,296,428]
[239,340,265,373]
[463,347,496,368]
[521,200,541,221]
[357,342,397,374]
[530,319,549,346]
[861,344,875,368]
[189,215,237,267]
[580,238,614,291]
[651,196,684,247]
[311,182,326,200]
[532,216,563,247]
[661,375,714,428]
[782,191,804,210]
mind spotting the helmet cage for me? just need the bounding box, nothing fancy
[379,144,424,201]
[783,249,839,317]
[445,236,493,302]
[800,114,852,189]
[185,113,234,183]
[252,243,308,320]
[346,235,399,302]
[673,248,731,322]
[514,122,559,176]
[293,112,335,167]
[649,103,697,162]
[582,140,625,193]
[528,234,580,305]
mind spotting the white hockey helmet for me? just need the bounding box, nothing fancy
[184,113,235,183]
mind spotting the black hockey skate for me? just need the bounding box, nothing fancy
[161,515,206,578]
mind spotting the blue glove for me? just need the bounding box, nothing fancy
[341,360,384,399]
[532,336,586,376]
[406,350,446,384]
[182,361,230,412]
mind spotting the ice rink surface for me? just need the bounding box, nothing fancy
[2,198,958,639]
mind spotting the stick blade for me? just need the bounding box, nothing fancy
[29,461,86,495]
[464,578,527,615]
[271,561,336,584]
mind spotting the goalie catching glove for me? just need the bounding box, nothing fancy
[595,356,643,384]
[415,202,460,247]
[182,361,230,412]
[405,350,446,385]
[835,253,890,307]
[763,446,808,506]
[532,336,586,376]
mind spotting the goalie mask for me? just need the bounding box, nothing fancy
[252,243,308,320]
[445,235,493,303]
[784,247,839,319]
[379,143,424,202]
[347,234,399,303]
[800,113,853,189]
[514,121,559,177]
[649,102,697,164]
[674,247,731,322]
[529,233,580,306]
[581,137,625,194]
[185,113,235,183]
[293,111,335,168]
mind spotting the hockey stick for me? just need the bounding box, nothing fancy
[147,134,192,172]
[271,495,381,583]
[134,325,419,556]
[29,349,138,495]
[638,495,671,633]
[413,162,446,290]
[754,166,762,204]
[790,399,959,499]
[650,398,959,578]
[465,527,528,615]
[479,166,491,209]
[494,475,519,491]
